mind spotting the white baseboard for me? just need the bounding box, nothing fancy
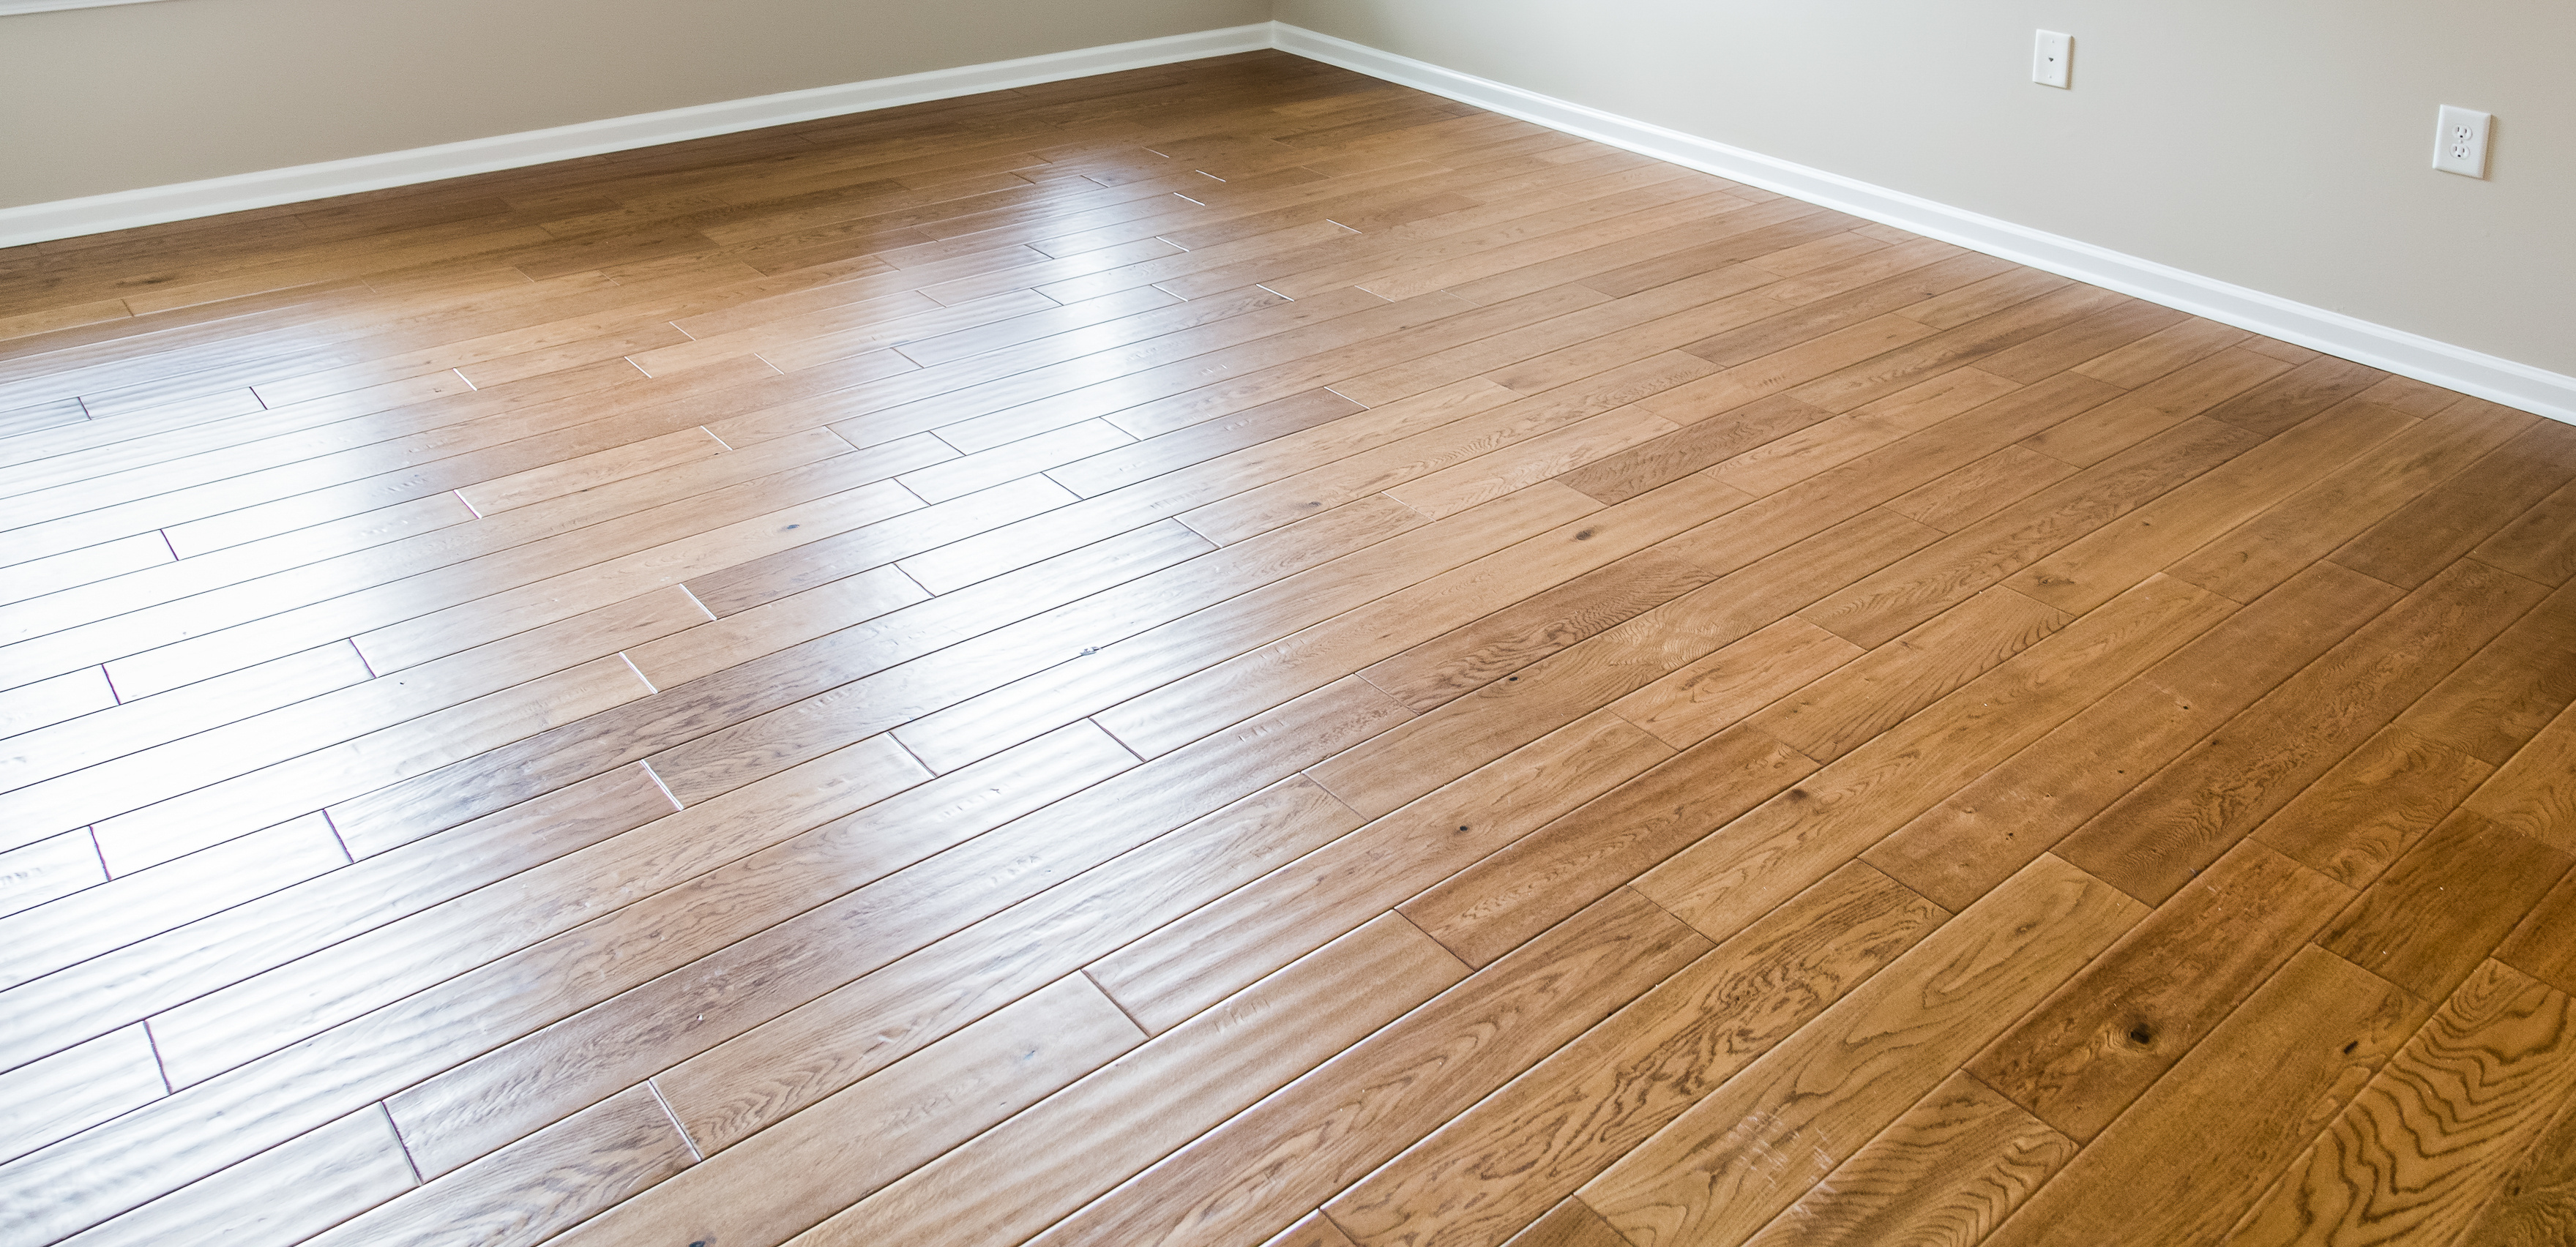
[10,18,2567,424]
[1273,23,2576,425]
[0,23,1274,250]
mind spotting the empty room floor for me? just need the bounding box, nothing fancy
[4,48,2575,1247]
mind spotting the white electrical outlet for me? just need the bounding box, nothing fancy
[2033,30,2073,89]
[2434,105,2492,178]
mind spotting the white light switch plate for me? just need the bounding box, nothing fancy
[2434,105,2492,178]
[2033,30,2073,88]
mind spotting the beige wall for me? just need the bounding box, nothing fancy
[1277,0,2576,378]
[7,0,2567,378]
[0,0,1266,207]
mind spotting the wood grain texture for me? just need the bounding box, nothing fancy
[1967,839,2353,1142]
[2446,1079,2576,1246]
[2499,869,2576,998]
[2316,808,2575,1003]
[1582,856,2143,1247]
[2226,959,2576,1247]
[1979,945,2433,1247]
[1030,888,1711,1247]
[555,976,1139,1247]
[2054,556,2543,905]
[1,50,2569,1247]
[1499,1201,1632,1247]
[307,1083,695,1247]
[788,913,1467,1247]
[1333,861,1943,1247]
[1736,1071,2075,1247]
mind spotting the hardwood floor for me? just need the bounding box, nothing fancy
[3,49,2573,1247]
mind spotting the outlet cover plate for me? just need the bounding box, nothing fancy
[2033,30,2073,88]
[2435,105,2492,178]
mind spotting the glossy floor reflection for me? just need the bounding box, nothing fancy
[2,48,2573,1247]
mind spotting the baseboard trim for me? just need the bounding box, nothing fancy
[1273,23,2576,425]
[0,23,1274,251]
[12,19,2567,424]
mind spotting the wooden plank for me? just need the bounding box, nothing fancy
[1676,253,2018,370]
[1335,263,1773,408]
[1090,478,1728,763]
[0,533,172,610]
[1386,405,1683,519]
[47,1108,417,1247]
[2055,557,2544,906]
[1027,887,1712,1247]
[36,435,897,700]
[782,914,1468,1247]
[866,483,1588,775]
[0,1025,163,1167]
[2475,472,2576,586]
[2068,315,2249,389]
[2200,354,2389,436]
[1636,573,2232,943]
[1973,299,2187,384]
[0,641,372,802]
[0,812,346,991]
[145,733,936,1090]
[2315,809,2574,1003]
[1496,1201,1632,1247]
[0,765,673,1077]
[2463,699,2576,853]
[2009,395,2419,615]
[547,977,1138,1247]
[0,727,1005,1233]
[454,424,727,515]
[1802,416,2262,648]
[1305,507,1938,821]
[627,776,1365,1161]
[1697,367,2026,499]
[1735,1071,2076,1247]
[1781,285,2129,414]
[1335,861,1944,1246]
[384,685,1398,1177]
[0,831,104,921]
[301,1084,692,1247]
[1687,374,2121,574]
[2226,959,2576,1247]
[1560,393,1832,501]
[1609,617,1859,752]
[346,475,983,674]
[1091,709,1672,1033]
[1266,1213,1369,1247]
[1181,355,1710,547]
[1863,561,2400,913]
[1045,387,1364,498]
[2329,419,2576,590]
[1358,547,1718,715]
[1879,443,2077,533]
[1975,944,2432,1247]
[1965,839,2354,1142]
[0,667,116,741]
[2251,724,2495,889]
[1580,855,2143,1247]
[1756,585,2071,763]
[2386,575,2576,766]
[75,654,652,874]
[324,490,1411,853]
[1400,724,1820,968]
[2499,870,2576,997]
[2441,1043,2576,1243]
[628,564,931,689]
